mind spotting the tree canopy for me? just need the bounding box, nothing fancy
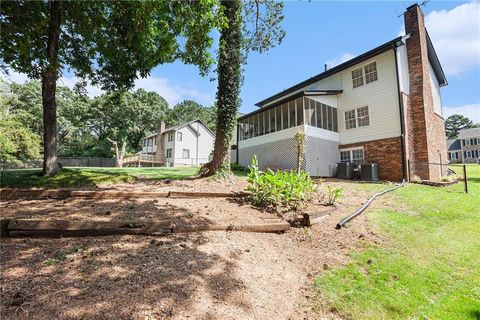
[0,0,224,175]
[445,114,473,139]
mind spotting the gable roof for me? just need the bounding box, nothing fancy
[446,139,461,151]
[458,128,480,139]
[141,119,215,140]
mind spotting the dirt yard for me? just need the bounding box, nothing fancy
[0,177,393,319]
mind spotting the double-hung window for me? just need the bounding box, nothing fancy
[167,132,174,142]
[345,110,356,129]
[182,149,190,159]
[340,148,364,164]
[364,62,378,84]
[176,132,182,141]
[345,106,369,130]
[166,148,172,158]
[352,61,378,88]
[352,67,364,88]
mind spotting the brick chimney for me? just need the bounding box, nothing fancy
[403,4,448,180]
[156,121,166,164]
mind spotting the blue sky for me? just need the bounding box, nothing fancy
[5,1,480,122]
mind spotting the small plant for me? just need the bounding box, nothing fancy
[246,155,315,210]
[230,162,248,173]
[324,185,342,206]
[294,131,306,174]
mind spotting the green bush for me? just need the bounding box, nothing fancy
[246,155,315,210]
[230,162,248,172]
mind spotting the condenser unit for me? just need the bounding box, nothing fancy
[337,162,355,179]
[360,163,379,181]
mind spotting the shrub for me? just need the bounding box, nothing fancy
[230,162,248,172]
[246,155,315,210]
[324,185,342,206]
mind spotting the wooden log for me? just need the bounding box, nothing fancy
[0,219,11,238]
[173,221,290,233]
[70,191,169,199]
[1,189,71,200]
[168,191,248,198]
[6,219,173,238]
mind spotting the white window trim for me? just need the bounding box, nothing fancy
[339,146,365,163]
[344,106,370,130]
[176,132,182,141]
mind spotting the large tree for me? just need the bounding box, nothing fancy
[445,114,473,139]
[1,1,222,175]
[200,0,285,176]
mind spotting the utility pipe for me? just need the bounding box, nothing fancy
[336,180,406,229]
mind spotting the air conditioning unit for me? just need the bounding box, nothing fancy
[337,162,355,179]
[360,163,379,181]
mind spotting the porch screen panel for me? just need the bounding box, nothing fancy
[289,101,296,128]
[269,109,276,133]
[333,108,338,132]
[315,101,322,128]
[321,104,328,130]
[327,105,333,131]
[296,98,304,126]
[304,98,315,126]
[276,105,282,131]
[259,112,264,136]
[282,103,289,130]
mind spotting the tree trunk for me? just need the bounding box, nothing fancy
[199,0,242,177]
[41,1,61,176]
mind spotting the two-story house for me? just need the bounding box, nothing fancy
[140,120,215,167]
[234,4,448,181]
[447,128,480,164]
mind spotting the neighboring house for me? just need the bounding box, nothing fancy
[140,120,215,167]
[446,128,480,164]
[235,4,448,181]
[446,139,462,163]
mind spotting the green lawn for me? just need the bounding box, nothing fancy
[0,167,198,188]
[314,165,480,319]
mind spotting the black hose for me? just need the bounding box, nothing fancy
[336,180,406,229]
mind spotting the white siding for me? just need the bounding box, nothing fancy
[337,50,401,145]
[428,62,443,117]
[239,125,304,149]
[397,44,410,94]
[173,121,215,166]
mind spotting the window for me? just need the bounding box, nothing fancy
[364,62,378,84]
[182,149,190,159]
[340,151,351,162]
[352,149,364,164]
[148,138,153,146]
[167,132,174,142]
[464,139,470,146]
[340,148,364,164]
[357,106,370,127]
[176,132,182,141]
[143,139,147,147]
[166,148,172,158]
[471,138,477,146]
[345,110,356,129]
[352,67,364,88]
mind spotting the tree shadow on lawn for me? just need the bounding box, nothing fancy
[1,232,251,319]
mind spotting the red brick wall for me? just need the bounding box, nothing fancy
[403,4,448,181]
[340,137,403,181]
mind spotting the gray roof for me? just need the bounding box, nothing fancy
[446,139,461,151]
[458,128,480,139]
[141,119,215,140]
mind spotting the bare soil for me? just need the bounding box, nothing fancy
[0,177,392,319]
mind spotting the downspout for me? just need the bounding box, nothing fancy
[196,130,199,165]
[393,45,407,181]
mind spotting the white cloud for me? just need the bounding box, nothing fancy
[325,53,356,69]
[1,69,214,107]
[400,2,480,76]
[443,104,480,123]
